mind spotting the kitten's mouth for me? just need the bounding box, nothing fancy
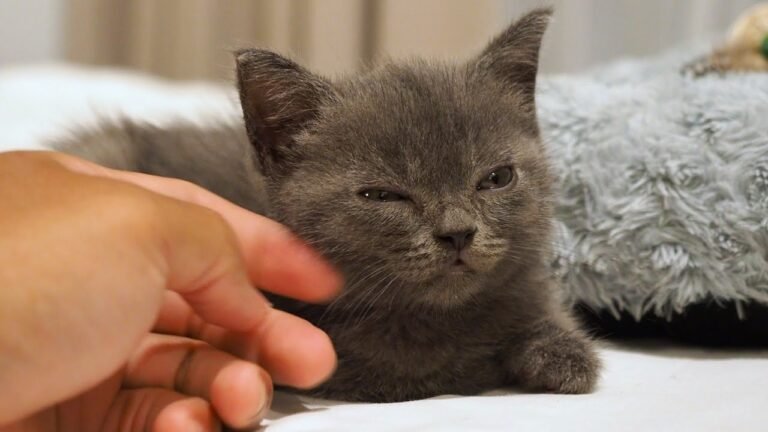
[447,258,474,274]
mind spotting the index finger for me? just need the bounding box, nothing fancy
[53,152,342,302]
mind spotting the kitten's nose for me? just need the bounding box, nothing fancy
[435,228,477,251]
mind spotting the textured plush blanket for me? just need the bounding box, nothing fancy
[540,51,768,321]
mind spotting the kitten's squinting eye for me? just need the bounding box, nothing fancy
[360,189,407,202]
[477,166,515,191]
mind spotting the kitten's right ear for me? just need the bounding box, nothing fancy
[236,49,334,176]
[473,8,552,102]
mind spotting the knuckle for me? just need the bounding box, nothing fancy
[118,193,161,226]
[195,205,236,248]
[94,188,163,236]
[168,178,215,208]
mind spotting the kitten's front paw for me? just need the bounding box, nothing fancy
[514,329,600,394]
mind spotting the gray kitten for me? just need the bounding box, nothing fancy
[57,9,600,402]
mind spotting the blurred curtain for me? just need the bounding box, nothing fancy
[66,0,761,80]
[65,0,505,80]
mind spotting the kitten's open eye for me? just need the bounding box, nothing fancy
[359,189,407,202]
[477,166,515,191]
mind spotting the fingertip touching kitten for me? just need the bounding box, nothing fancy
[57,8,601,402]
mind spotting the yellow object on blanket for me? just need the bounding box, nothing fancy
[685,3,768,75]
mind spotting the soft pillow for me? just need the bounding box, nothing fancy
[538,50,768,332]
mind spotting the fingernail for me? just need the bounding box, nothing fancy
[245,369,273,428]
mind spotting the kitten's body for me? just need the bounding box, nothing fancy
[64,121,267,212]
[57,9,600,402]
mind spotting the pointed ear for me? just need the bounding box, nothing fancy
[473,8,552,101]
[235,49,334,176]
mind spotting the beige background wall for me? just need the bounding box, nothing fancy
[65,0,508,80]
[56,0,763,81]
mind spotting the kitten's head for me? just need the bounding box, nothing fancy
[236,9,553,309]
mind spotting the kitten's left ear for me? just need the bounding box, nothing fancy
[473,8,552,101]
[235,49,335,176]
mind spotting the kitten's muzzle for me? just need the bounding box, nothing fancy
[447,258,474,274]
[434,226,479,274]
[434,227,477,251]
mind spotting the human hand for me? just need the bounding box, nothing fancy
[0,152,341,431]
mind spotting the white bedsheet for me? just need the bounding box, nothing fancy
[267,342,768,432]
[2,64,766,432]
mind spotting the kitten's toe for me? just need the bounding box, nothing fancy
[515,333,600,394]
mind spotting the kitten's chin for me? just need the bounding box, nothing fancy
[415,272,484,309]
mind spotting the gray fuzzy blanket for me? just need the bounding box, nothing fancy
[539,51,768,320]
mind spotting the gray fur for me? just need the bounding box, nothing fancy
[56,9,600,402]
[59,120,267,211]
